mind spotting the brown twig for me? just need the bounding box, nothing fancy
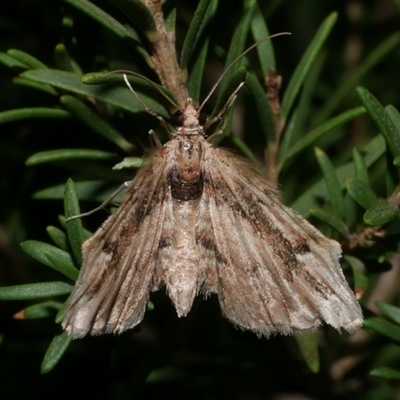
[346,226,386,250]
[346,186,400,250]
[141,0,188,106]
[264,68,283,185]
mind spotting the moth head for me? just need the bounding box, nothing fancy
[173,98,207,135]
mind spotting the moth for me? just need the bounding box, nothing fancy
[62,64,363,340]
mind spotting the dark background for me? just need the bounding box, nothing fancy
[1,1,400,399]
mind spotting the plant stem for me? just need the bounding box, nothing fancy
[141,0,188,106]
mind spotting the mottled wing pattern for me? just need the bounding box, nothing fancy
[63,150,169,338]
[198,146,363,337]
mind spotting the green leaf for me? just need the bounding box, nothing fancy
[343,192,358,228]
[387,105,400,133]
[41,329,73,374]
[279,52,326,161]
[58,217,92,240]
[20,70,169,118]
[112,156,145,170]
[352,147,370,184]
[279,107,366,168]
[207,67,247,139]
[163,0,176,32]
[375,302,400,326]
[55,298,69,324]
[47,226,68,251]
[292,135,385,216]
[315,147,344,218]
[46,251,78,282]
[0,282,74,300]
[229,134,258,164]
[345,177,377,210]
[64,179,84,265]
[245,72,275,145]
[12,77,59,96]
[364,199,399,226]
[21,241,79,281]
[357,86,400,158]
[314,32,400,125]
[59,95,134,153]
[295,334,319,373]
[15,301,62,320]
[210,66,247,121]
[388,105,400,168]
[0,51,29,69]
[7,49,48,69]
[63,0,151,65]
[33,180,122,201]
[147,300,155,311]
[109,0,158,43]
[184,0,218,103]
[26,149,117,166]
[343,256,368,300]
[180,0,213,70]
[81,72,175,103]
[0,108,70,124]
[370,367,400,380]
[250,2,275,75]
[393,155,400,167]
[281,12,337,121]
[218,0,256,97]
[363,318,400,343]
[309,208,350,239]
[54,43,82,74]
[385,150,397,197]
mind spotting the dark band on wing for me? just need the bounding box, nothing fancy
[204,176,335,298]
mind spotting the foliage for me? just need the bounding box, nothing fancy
[1,1,400,398]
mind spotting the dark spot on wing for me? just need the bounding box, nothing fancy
[293,241,311,254]
[159,237,172,249]
[196,235,226,264]
[304,271,332,299]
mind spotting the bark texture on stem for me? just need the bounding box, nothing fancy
[264,69,283,185]
[141,0,188,106]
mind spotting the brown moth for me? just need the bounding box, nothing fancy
[62,34,363,338]
[62,82,363,339]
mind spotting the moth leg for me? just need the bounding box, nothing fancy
[123,74,173,138]
[65,181,130,222]
[149,129,163,149]
[206,99,234,141]
[205,81,246,142]
[206,117,228,142]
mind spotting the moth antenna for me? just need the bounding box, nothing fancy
[205,81,245,141]
[199,32,291,111]
[65,181,130,222]
[123,74,173,138]
[109,69,181,110]
[205,109,230,142]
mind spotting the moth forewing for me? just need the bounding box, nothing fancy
[199,147,362,337]
[62,153,169,338]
